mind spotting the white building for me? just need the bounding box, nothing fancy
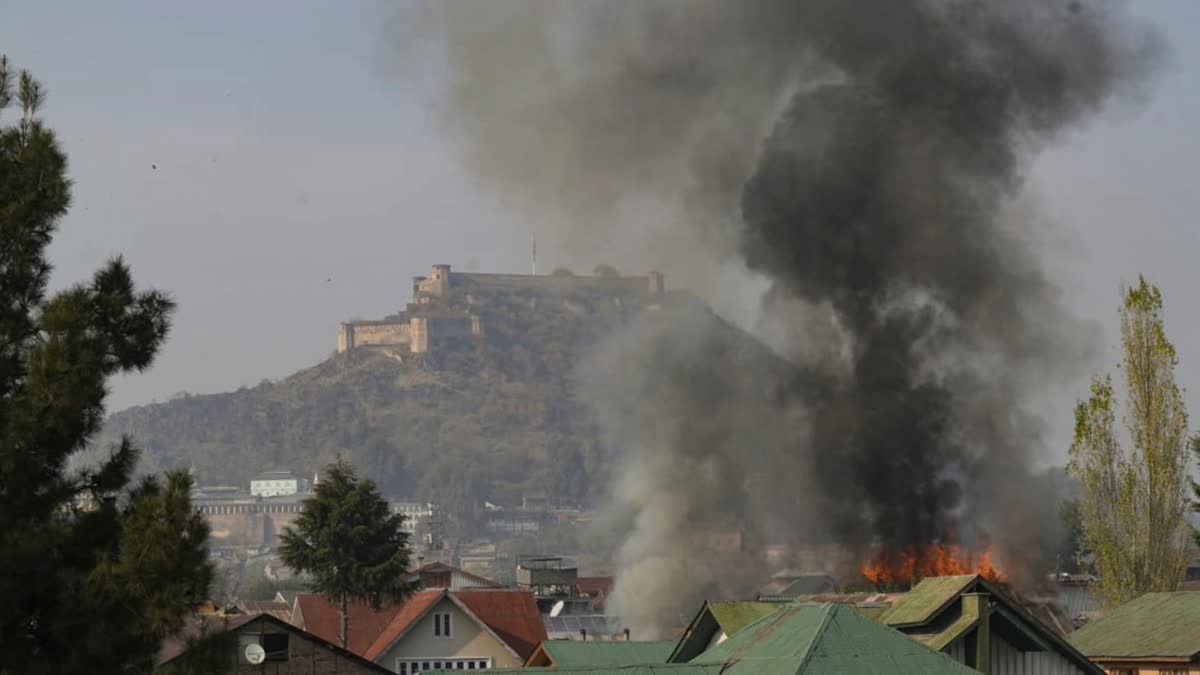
[250,470,307,498]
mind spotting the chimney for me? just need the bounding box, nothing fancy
[580,629,587,641]
[962,593,991,674]
[624,628,631,641]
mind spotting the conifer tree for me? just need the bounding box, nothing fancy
[279,457,415,648]
[0,57,213,673]
[1069,276,1191,608]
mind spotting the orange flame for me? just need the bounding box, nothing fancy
[861,542,1003,587]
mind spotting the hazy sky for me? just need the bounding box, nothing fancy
[2,1,1198,461]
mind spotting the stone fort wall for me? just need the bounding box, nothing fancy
[338,264,661,354]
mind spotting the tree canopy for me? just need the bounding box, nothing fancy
[0,57,211,673]
[279,457,415,648]
[1069,276,1192,608]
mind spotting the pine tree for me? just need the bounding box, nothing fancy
[0,57,212,673]
[279,457,415,648]
[1068,276,1191,609]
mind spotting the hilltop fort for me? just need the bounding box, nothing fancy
[337,264,665,355]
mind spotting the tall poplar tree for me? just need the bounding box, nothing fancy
[0,57,212,673]
[279,458,415,649]
[1069,276,1191,609]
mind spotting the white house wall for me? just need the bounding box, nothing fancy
[375,596,521,672]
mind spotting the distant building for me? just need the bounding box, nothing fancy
[406,561,503,591]
[517,555,592,616]
[250,471,307,498]
[391,501,444,548]
[336,263,665,355]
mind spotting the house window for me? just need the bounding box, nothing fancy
[396,658,491,673]
[262,633,289,662]
[432,612,452,638]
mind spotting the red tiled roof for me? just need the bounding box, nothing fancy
[576,576,613,596]
[454,590,547,660]
[294,594,407,657]
[362,590,446,660]
[360,589,547,663]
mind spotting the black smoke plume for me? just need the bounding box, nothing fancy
[393,0,1161,634]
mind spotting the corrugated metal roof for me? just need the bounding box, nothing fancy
[475,658,720,667]
[1057,582,1099,619]
[1069,591,1200,659]
[545,614,625,638]
[537,640,676,668]
[878,575,977,627]
[692,603,978,674]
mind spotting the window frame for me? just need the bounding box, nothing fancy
[396,657,491,673]
[432,611,453,639]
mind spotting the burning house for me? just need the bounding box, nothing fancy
[409,0,1163,639]
[779,575,1101,675]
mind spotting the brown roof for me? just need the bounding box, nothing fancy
[238,600,293,621]
[454,589,547,659]
[299,589,546,663]
[294,594,405,656]
[361,591,447,660]
[576,576,613,596]
[159,613,395,673]
[159,613,258,664]
[410,561,503,589]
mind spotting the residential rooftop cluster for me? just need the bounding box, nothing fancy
[157,562,1198,675]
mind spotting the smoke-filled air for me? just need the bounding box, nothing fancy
[394,0,1162,636]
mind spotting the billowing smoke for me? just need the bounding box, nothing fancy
[393,1,1161,635]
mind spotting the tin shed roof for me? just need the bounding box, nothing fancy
[1069,591,1200,659]
[878,575,977,627]
[692,603,977,674]
[528,640,676,668]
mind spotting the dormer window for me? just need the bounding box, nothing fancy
[433,612,452,638]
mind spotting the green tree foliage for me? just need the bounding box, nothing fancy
[0,57,212,673]
[1056,499,1087,575]
[279,458,415,648]
[1068,276,1191,608]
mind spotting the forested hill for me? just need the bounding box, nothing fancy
[101,285,794,517]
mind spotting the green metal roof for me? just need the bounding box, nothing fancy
[691,603,978,675]
[707,602,783,635]
[480,665,726,674]
[538,641,676,668]
[1069,591,1200,659]
[878,575,977,627]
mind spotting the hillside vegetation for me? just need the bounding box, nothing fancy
[102,285,788,521]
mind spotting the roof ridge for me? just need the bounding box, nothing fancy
[448,590,531,660]
[794,603,839,672]
[362,589,448,660]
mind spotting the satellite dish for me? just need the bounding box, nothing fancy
[549,600,565,618]
[245,643,266,665]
